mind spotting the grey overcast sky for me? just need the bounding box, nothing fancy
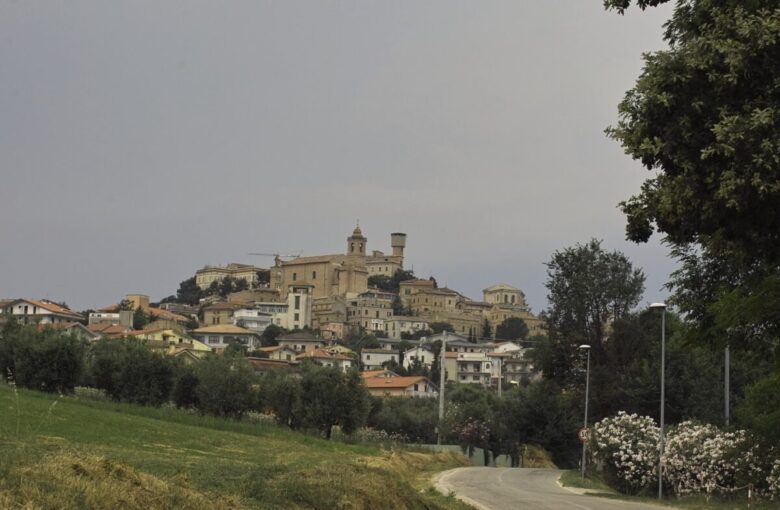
[0,1,676,312]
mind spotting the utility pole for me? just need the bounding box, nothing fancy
[725,345,730,427]
[437,331,447,445]
[497,357,503,397]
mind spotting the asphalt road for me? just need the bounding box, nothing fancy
[436,467,668,510]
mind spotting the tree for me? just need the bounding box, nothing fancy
[176,277,203,305]
[194,354,257,418]
[368,268,416,292]
[481,319,492,342]
[429,322,454,334]
[297,365,370,439]
[0,321,85,393]
[255,269,270,286]
[495,318,529,341]
[132,307,150,330]
[260,324,285,347]
[539,240,644,384]
[89,339,174,406]
[606,0,780,346]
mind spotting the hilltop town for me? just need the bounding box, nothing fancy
[0,225,543,396]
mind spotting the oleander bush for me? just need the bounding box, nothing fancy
[590,412,779,498]
[589,411,659,494]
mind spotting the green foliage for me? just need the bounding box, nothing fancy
[255,269,270,286]
[429,322,454,334]
[736,371,780,445]
[193,355,257,418]
[88,339,174,406]
[0,321,85,393]
[368,268,416,292]
[259,372,303,429]
[495,318,529,341]
[260,324,285,347]
[131,307,150,330]
[297,365,370,438]
[481,319,491,341]
[171,364,199,409]
[175,276,203,305]
[540,239,644,384]
[367,396,439,443]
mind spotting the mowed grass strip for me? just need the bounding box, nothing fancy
[0,384,470,509]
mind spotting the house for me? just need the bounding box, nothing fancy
[255,345,298,361]
[195,262,264,290]
[87,323,132,339]
[454,352,493,385]
[99,294,190,328]
[361,348,399,370]
[127,328,211,353]
[378,338,420,351]
[364,375,438,398]
[247,357,299,374]
[202,302,242,326]
[2,299,83,325]
[361,369,399,380]
[88,311,134,328]
[276,331,326,353]
[232,308,273,333]
[296,348,354,372]
[384,316,430,340]
[402,346,435,370]
[190,324,261,351]
[38,322,101,342]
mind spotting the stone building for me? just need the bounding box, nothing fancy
[270,226,407,301]
[195,263,263,290]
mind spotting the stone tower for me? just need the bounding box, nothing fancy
[347,224,367,257]
[391,232,407,258]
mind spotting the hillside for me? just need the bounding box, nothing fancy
[0,384,469,509]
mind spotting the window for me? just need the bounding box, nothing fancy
[294,296,300,310]
[294,313,299,321]
[366,355,371,360]
[312,271,316,279]
[414,383,419,391]
[292,273,297,281]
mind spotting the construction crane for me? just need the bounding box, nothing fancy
[247,252,302,265]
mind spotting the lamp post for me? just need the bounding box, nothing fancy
[650,302,667,500]
[437,330,448,445]
[579,344,591,480]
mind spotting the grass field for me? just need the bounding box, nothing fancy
[0,383,471,509]
[559,470,778,510]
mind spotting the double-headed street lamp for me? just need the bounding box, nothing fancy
[650,302,667,500]
[579,344,591,479]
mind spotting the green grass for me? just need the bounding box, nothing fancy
[559,470,778,510]
[0,384,471,509]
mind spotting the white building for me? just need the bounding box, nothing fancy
[2,299,83,325]
[384,316,430,339]
[190,324,261,351]
[233,309,273,333]
[402,346,436,370]
[361,348,399,370]
[297,348,354,372]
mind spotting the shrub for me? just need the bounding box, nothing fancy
[589,411,659,494]
[172,364,199,409]
[663,421,765,496]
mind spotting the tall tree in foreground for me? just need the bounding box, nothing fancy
[537,239,644,384]
[606,0,780,440]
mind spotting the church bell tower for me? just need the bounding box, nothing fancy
[347,224,367,257]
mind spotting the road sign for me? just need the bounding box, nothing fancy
[577,427,589,443]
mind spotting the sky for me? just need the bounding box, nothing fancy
[0,1,677,313]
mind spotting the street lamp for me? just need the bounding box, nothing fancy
[579,344,591,480]
[650,302,667,500]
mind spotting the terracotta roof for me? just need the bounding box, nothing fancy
[361,370,399,379]
[9,299,83,319]
[297,348,352,362]
[256,345,295,352]
[364,376,435,390]
[247,358,298,370]
[86,324,131,337]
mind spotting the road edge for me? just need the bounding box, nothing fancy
[432,468,493,510]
